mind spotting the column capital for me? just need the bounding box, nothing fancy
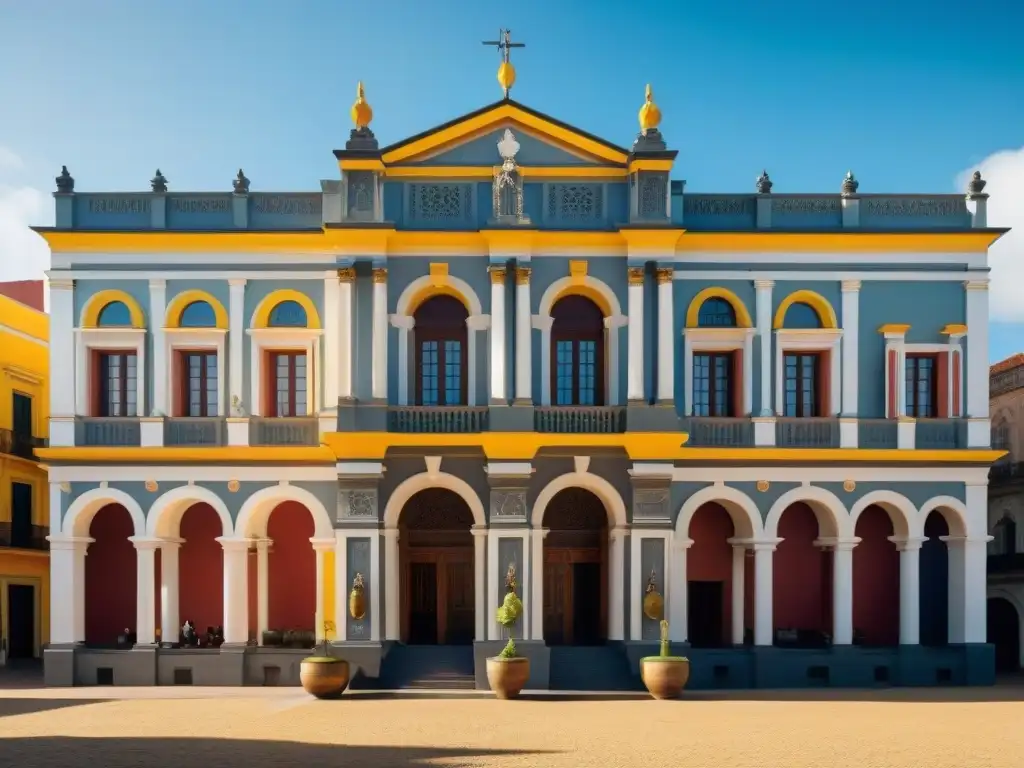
[533,527,551,540]
[382,526,400,540]
[655,267,673,285]
[216,536,252,552]
[337,267,356,283]
[888,535,927,551]
[148,278,167,289]
[160,538,184,550]
[754,279,775,290]
[389,313,415,331]
[815,536,861,551]
[46,535,93,550]
[471,525,490,537]
[489,266,507,284]
[128,536,165,551]
[372,267,388,283]
[609,526,629,540]
[627,266,645,286]
[964,279,989,291]
[515,266,531,285]
[673,536,694,550]
[939,534,994,546]
[467,313,492,332]
[841,280,862,292]
[750,538,782,551]
[48,277,75,291]
[228,278,248,288]
[309,537,336,552]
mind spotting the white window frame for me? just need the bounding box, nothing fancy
[165,328,227,418]
[248,328,323,417]
[682,327,754,417]
[74,328,147,417]
[902,340,964,420]
[774,328,842,417]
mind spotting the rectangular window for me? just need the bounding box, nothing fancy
[783,353,820,417]
[905,355,937,419]
[693,352,734,417]
[555,340,598,406]
[443,340,462,406]
[12,392,32,436]
[11,482,32,548]
[420,341,439,406]
[98,352,138,417]
[271,352,307,417]
[180,351,218,417]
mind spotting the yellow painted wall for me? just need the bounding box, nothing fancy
[323,551,336,640]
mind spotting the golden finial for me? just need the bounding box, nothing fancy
[638,83,662,133]
[350,81,373,130]
[483,29,525,99]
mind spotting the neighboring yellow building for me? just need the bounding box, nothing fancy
[0,281,49,665]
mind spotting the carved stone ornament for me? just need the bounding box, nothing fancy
[843,479,856,493]
[144,480,158,493]
[756,170,773,194]
[756,480,770,493]
[55,165,74,193]
[840,171,859,197]
[634,488,669,519]
[967,170,987,196]
[643,569,664,620]
[227,479,240,493]
[492,129,528,223]
[492,490,527,518]
[232,168,250,194]
[151,169,168,193]
[342,489,378,518]
[497,128,521,160]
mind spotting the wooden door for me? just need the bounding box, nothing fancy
[544,552,571,645]
[408,562,438,644]
[443,556,474,645]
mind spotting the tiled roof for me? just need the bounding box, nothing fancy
[991,353,1024,376]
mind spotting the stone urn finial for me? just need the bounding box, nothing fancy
[967,170,987,196]
[841,170,859,197]
[233,168,250,194]
[756,169,773,194]
[151,169,168,193]
[56,165,74,193]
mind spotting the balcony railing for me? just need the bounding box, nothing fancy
[388,406,489,433]
[0,428,46,460]
[0,523,49,551]
[682,417,753,447]
[75,417,142,446]
[249,417,319,446]
[991,461,1024,484]
[534,406,626,434]
[164,417,226,446]
[988,552,1024,574]
[858,419,898,450]
[916,419,965,450]
[775,417,839,448]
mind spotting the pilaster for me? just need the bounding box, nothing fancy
[489,265,508,403]
[371,267,389,401]
[655,267,675,404]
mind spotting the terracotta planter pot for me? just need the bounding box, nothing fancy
[300,657,350,699]
[486,656,530,699]
[640,657,690,700]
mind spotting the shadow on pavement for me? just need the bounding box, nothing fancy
[0,737,553,767]
[0,698,106,719]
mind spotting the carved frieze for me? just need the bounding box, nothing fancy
[87,196,151,214]
[864,197,966,217]
[169,196,231,214]
[337,488,378,521]
[771,196,840,214]
[683,196,754,216]
[633,487,670,519]
[638,173,667,218]
[251,194,322,215]
[491,489,528,519]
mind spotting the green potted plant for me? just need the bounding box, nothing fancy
[640,620,690,699]
[485,564,529,699]
[299,621,349,699]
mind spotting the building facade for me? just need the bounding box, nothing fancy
[0,281,49,666]
[37,74,1005,689]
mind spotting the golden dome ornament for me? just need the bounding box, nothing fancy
[638,83,662,134]
[348,572,366,620]
[483,28,525,99]
[350,81,373,130]
[642,569,664,621]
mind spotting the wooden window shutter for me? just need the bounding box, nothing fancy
[886,348,899,419]
[732,350,744,417]
[818,350,831,416]
[936,351,950,419]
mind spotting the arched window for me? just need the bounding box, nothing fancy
[993,417,1011,456]
[268,300,308,328]
[179,300,217,328]
[551,295,604,406]
[995,517,1018,555]
[414,296,468,406]
[782,302,822,329]
[97,301,132,327]
[697,297,737,328]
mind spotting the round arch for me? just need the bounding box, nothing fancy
[684,287,753,329]
[675,485,763,539]
[772,289,838,330]
[250,289,322,330]
[530,471,628,529]
[764,485,850,539]
[383,471,486,529]
[146,485,233,538]
[916,495,969,538]
[234,484,333,539]
[80,289,146,329]
[396,273,483,317]
[164,289,229,330]
[848,490,915,540]
[62,487,146,538]
[538,275,622,319]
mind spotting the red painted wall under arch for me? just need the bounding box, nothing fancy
[85,504,136,645]
[266,501,316,631]
[774,502,830,633]
[853,505,900,645]
[178,503,224,635]
[687,503,737,643]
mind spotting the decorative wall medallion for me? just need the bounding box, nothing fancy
[756,480,770,493]
[145,480,158,493]
[843,479,856,493]
[227,479,240,493]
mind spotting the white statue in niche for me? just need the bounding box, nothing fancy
[491,128,529,224]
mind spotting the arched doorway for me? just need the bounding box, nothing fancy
[84,504,137,646]
[687,502,743,647]
[542,488,608,646]
[399,488,475,645]
[852,505,900,645]
[773,503,831,644]
[920,512,950,646]
[988,597,1021,673]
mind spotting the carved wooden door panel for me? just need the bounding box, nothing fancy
[543,554,571,645]
[444,558,475,645]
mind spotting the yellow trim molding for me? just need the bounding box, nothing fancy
[380,165,630,180]
[36,446,337,463]
[80,289,146,329]
[627,158,675,173]
[941,323,968,335]
[164,289,229,329]
[338,158,386,172]
[877,323,911,335]
[677,231,1002,253]
[773,289,838,330]
[406,284,471,315]
[685,287,754,328]
[251,289,323,329]
[551,284,612,316]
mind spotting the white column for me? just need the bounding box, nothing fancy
[48,536,91,644]
[753,542,775,646]
[832,539,858,645]
[535,315,554,405]
[627,266,645,401]
[333,532,348,642]
[322,273,340,409]
[891,536,923,645]
[755,280,774,415]
[473,526,489,642]
[656,267,674,402]
[668,537,691,643]
[371,267,389,400]
[159,540,180,645]
[391,316,414,405]
[487,531,499,640]
[311,539,334,639]
[383,528,400,641]
[965,280,989,419]
[514,266,532,402]
[255,538,270,643]
[609,527,627,642]
[489,266,507,403]
[944,536,967,644]
[529,527,548,641]
[217,537,250,645]
[840,280,860,416]
[338,268,355,399]
[730,542,745,645]
[228,279,246,411]
[961,536,990,643]
[48,279,76,418]
[369,529,381,642]
[149,279,167,416]
[130,537,159,645]
[682,336,694,415]
[467,314,490,406]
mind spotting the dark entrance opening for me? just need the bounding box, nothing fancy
[571,562,602,646]
[988,597,1021,673]
[688,580,725,648]
[7,584,35,659]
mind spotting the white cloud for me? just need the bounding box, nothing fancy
[956,147,1024,321]
[0,146,23,170]
[0,181,51,286]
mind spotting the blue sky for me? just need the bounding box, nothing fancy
[1,0,1022,359]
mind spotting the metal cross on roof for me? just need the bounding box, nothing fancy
[482,28,525,64]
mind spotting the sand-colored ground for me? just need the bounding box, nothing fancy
[1,682,1023,767]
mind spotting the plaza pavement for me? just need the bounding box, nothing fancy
[0,679,1022,767]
